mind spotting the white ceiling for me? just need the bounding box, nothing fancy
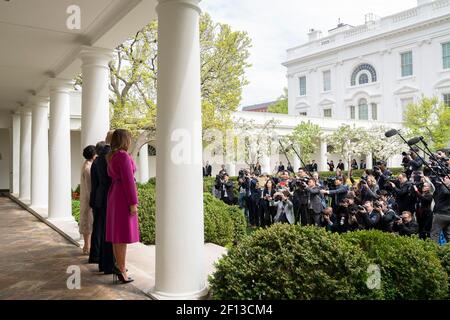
[0,0,157,111]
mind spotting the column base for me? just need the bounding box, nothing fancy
[47,217,80,242]
[149,286,209,300]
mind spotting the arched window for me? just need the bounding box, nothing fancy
[351,64,377,86]
[359,73,369,85]
[148,145,156,156]
[358,98,369,120]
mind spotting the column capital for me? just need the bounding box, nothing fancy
[49,78,74,93]
[157,0,202,14]
[30,96,50,108]
[20,106,32,115]
[79,46,113,68]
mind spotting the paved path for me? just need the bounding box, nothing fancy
[0,196,149,300]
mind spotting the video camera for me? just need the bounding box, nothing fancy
[324,176,337,190]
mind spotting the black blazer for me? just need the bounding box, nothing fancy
[90,145,112,210]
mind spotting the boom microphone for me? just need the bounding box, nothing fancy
[384,129,398,138]
[407,136,423,146]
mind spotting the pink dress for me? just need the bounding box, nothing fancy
[106,150,140,244]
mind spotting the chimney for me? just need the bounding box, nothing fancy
[308,29,322,42]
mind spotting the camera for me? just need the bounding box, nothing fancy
[324,176,337,190]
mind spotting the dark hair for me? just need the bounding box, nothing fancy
[95,141,107,155]
[83,145,96,160]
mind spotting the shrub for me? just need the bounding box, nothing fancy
[72,200,80,223]
[209,224,382,300]
[343,230,448,300]
[137,182,246,247]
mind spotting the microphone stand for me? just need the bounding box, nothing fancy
[418,139,450,175]
[278,140,293,171]
[396,131,450,191]
[289,143,312,177]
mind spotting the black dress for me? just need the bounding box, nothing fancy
[89,145,115,274]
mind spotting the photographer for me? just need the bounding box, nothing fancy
[305,178,325,226]
[412,177,434,239]
[320,177,349,210]
[393,211,419,236]
[360,201,382,230]
[359,175,379,203]
[373,161,391,191]
[388,173,415,214]
[335,194,357,233]
[216,173,234,205]
[430,175,450,243]
[273,190,295,224]
[380,200,400,232]
[320,207,337,232]
[291,168,310,225]
[262,179,277,226]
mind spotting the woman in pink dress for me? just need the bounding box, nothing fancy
[106,129,140,284]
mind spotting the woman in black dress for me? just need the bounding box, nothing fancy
[89,136,115,274]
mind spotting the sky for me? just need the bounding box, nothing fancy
[200,0,418,109]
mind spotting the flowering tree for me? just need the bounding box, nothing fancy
[327,124,371,175]
[366,126,409,162]
[233,118,280,168]
[287,121,323,164]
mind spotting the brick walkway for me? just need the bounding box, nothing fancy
[0,196,149,300]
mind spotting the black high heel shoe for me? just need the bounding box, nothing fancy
[112,272,134,284]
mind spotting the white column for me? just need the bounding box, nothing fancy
[79,46,112,149]
[293,155,301,172]
[320,138,328,172]
[19,107,32,201]
[48,80,73,221]
[154,0,206,299]
[10,112,20,195]
[262,154,271,174]
[31,97,49,208]
[365,152,373,170]
[226,162,236,176]
[138,144,149,183]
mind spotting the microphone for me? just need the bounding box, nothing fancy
[385,129,398,138]
[407,136,423,146]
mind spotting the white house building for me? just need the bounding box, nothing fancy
[284,0,450,121]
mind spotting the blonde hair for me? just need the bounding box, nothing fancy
[107,129,131,161]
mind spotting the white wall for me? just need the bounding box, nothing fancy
[0,129,10,189]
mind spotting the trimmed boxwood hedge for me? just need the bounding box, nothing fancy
[137,180,246,247]
[209,224,383,300]
[72,200,80,223]
[342,230,448,300]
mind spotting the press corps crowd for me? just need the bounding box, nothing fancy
[209,155,450,243]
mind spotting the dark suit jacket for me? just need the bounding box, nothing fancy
[306,186,324,214]
[90,145,112,210]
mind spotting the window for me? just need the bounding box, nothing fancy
[324,108,332,118]
[358,98,369,120]
[443,94,450,107]
[359,73,369,85]
[323,70,331,91]
[350,105,355,119]
[299,76,307,96]
[371,103,378,120]
[443,43,450,69]
[351,64,377,86]
[401,98,413,121]
[401,51,413,77]
[299,112,307,116]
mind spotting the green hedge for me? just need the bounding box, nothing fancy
[209,225,383,300]
[72,200,80,223]
[343,231,448,300]
[137,180,246,247]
